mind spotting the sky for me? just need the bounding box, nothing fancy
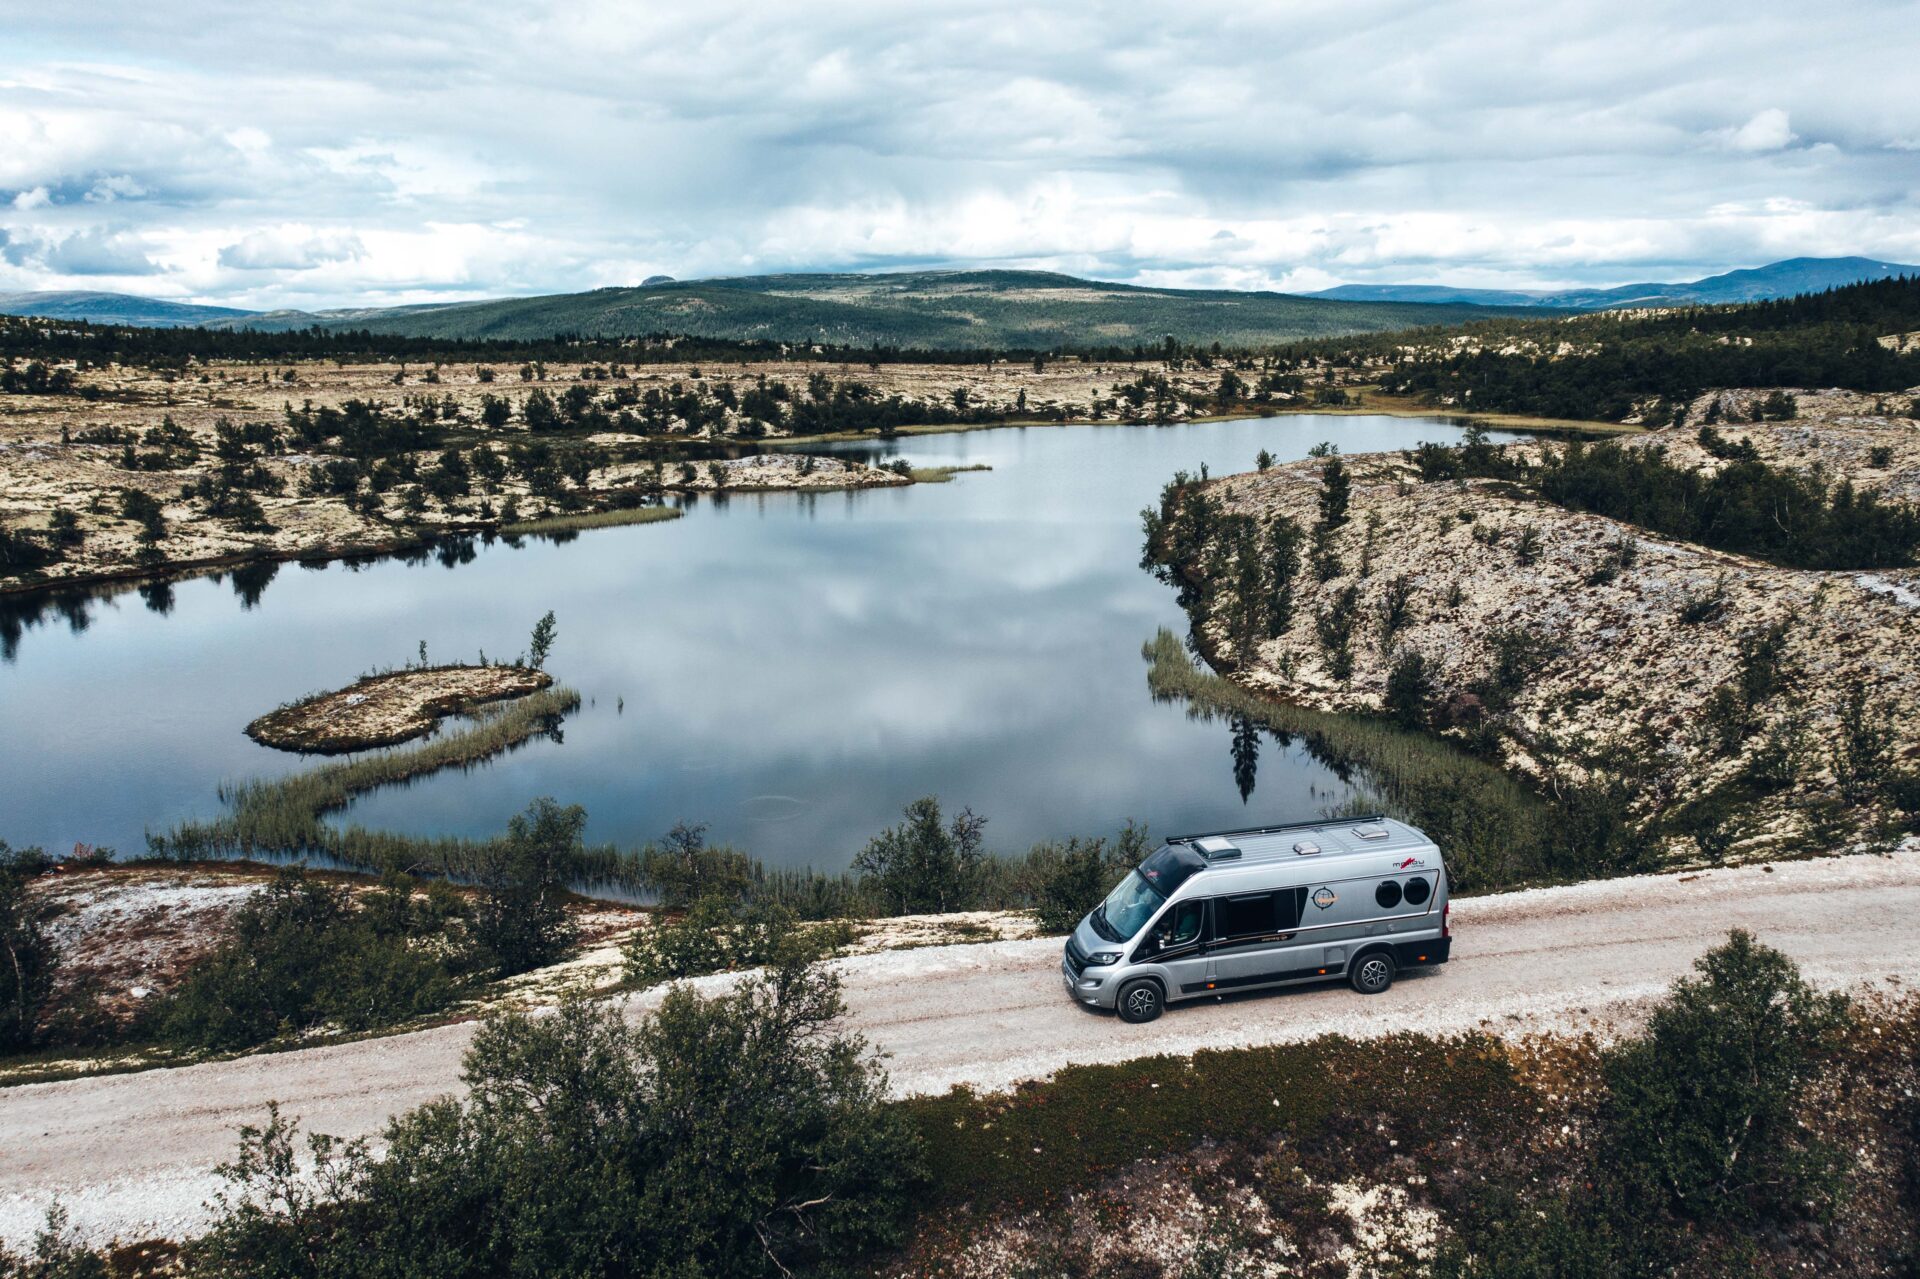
[1,0,1916,309]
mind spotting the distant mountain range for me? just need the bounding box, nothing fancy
[1307,256,1918,309]
[2,257,1912,348]
[0,290,257,328]
[0,271,1536,349]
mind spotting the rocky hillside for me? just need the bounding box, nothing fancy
[1156,390,1920,860]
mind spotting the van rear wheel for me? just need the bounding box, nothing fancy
[1116,979,1163,1024]
[1350,952,1395,995]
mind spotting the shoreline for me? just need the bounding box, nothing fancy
[2,403,1622,602]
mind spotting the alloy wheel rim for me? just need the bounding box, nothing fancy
[1128,989,1156,1016]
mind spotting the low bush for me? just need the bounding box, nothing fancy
[188,960,927,1279]
[1021,825,1152,934]
[622,897,854,985]
[152,868,476,1051]
[0,842,59,1054]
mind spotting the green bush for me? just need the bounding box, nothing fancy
[190,960,927,1279]
[1021,825,1151,934]
[623,897,853,985]
[639,820,755,908]
[0,1204,108,1279]
[0,842,58,1054]
[154,869,474,1051]
[853,796,989,914]
[1382,648,1435,730]
[1598,929,1850,1229]
[470,797,581,975]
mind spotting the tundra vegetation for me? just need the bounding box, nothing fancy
[1142,367,1920,865]
[9,933,1918,1277]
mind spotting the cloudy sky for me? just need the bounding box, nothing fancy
[2,0,1916,308]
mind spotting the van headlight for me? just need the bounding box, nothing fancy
[1086,951,1121,966]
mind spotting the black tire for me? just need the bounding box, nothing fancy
[1350,951,1396,995]
[1116,979,1164,1024]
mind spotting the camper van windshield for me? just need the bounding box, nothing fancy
[1091,846,1205,941]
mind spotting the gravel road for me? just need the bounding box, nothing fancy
[5,844,1917,1248]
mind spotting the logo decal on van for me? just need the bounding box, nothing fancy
[1312,887,1337,910]
[1397,857,1425,869]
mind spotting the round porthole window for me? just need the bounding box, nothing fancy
[1375,880,1403,909]
[1404,877,1431,905]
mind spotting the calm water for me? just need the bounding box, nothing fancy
[0,414,1505,872]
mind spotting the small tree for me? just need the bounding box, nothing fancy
[638,821,753,909]
[1830,677,1893,804]
[1316,454,1351,530]
[525,611,557,670]
[853,796,987,915]
[1599,930,1849,1229]
[1264,515,1303,637]
[1383,648,1435,730]
[472,798,581,975]
[1023,823,1150,933]
[0,844,58,1053]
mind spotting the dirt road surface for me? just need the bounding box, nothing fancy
[5,844,1917,1247]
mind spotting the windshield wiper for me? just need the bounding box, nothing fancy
[1088,904,1121,942]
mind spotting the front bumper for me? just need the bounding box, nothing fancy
[1061,957,1114,1008]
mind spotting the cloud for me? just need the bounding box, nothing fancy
[39,226,164,275]
[218,226,366,270]
[1,0,1917,305]
[1722,108,1797,153]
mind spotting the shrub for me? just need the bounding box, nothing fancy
[1830,677,1895,804]
[1512,522,1543,566]
[1314,584,1360,682]
[853,796,989,915]
[1315,453,1351,529]
[191,961,927,1279]
[154,869,472,1051]
[1023,825,1151,934]
[1377,573,1417,645]
[0,843,59,1054]
[1598,930,1850,1229]
[1677,574,1730,624]
[623,897,853,985]
[471,797,581,975]
[638,821,754,908]
[1382,648,1436,730]
[1477,626,1555,709]
[0,1204,108,1279]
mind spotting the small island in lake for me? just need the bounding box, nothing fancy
[246,664,556,754]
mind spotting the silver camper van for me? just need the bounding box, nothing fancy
[1061,815,1451,1023]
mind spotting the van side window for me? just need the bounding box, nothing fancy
[1216,893,1275,939]
[1404,876,1432,906]
[1215,888,1306,939]
[1139,900,1204,957]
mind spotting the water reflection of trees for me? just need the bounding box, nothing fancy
[0,533,517,662]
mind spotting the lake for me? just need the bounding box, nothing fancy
[0,414,1509,872]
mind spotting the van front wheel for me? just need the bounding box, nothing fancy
[1350,953,1395,995]
[1116,979,1163,1024]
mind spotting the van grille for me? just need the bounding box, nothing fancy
[1063,935,1089,978]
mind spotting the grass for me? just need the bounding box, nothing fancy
[908,464,994,483]
[149,686,655,886]
[902,1031,1531,1212]
[1142,628,1554,893]
[500,505,683,536]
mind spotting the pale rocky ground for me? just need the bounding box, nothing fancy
[1200,389,1920,855]
[0,355,1240,590]
[4,845,1916,1249]
[4,863,1037,1086]
[245,663,554,752]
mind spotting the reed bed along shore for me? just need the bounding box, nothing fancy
[1142,628,1565,893]
[499,505,684,537]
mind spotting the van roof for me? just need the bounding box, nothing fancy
[1165,814,1435,868]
